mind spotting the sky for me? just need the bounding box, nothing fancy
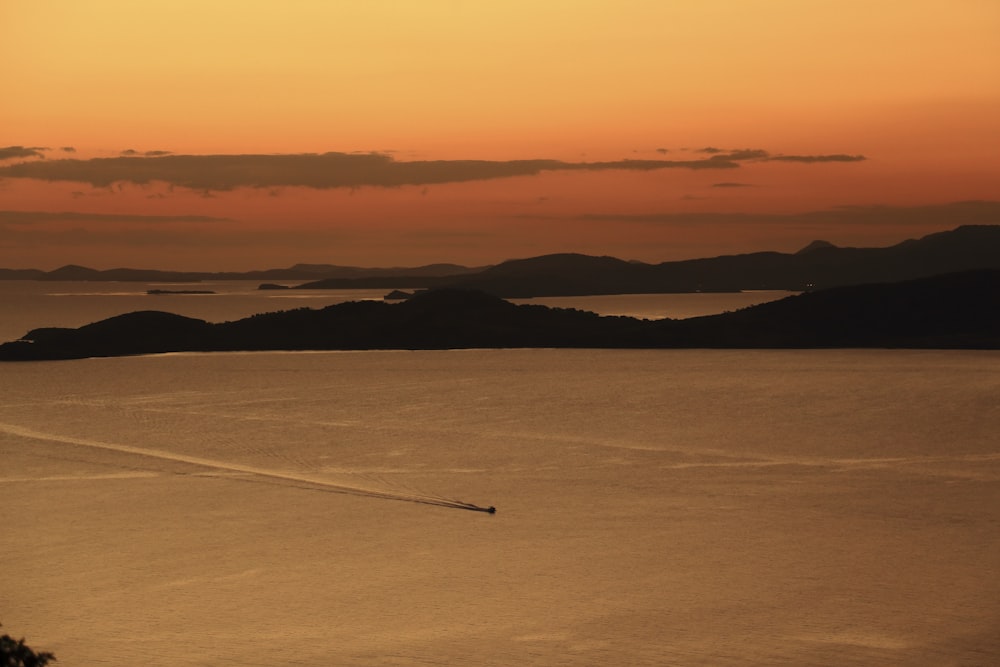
[1,0,998,271]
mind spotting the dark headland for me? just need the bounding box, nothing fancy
[2,270,998,360]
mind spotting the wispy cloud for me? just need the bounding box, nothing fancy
[711,149,770,161]
[765,154,866,163]
[121,149,173,157]
[711,182,755,188]
[0,146,45,161]
[693,147,866,164]
[0,210,234,224]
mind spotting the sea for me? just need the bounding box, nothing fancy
[1,281,998,666]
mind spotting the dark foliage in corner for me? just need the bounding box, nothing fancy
[0,623,56,666]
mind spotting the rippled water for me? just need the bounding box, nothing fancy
[2,346,998,666]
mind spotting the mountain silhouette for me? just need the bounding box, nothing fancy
[427,225,1000,296]
[4,224,999,295]
[2,270,997,360]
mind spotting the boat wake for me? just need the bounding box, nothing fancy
[0,422,495,514]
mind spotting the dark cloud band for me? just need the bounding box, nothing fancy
[0,151,747,190]
[0,210,233,224]
[0,149,867,190]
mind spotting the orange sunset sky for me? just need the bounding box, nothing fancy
[1,0,998,270]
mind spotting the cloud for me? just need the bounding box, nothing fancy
[766,154,866,163]
[122,148,172,157]
[61,146,77,153]
[0,147,869,190]
[711,182,755,188]
[711,149,770,161]
[575,158,740,171]
[695,147,866,164]
[0,146,45,161]
[0,151,748,191]
[0,210,234,225]
[718,149,866,163]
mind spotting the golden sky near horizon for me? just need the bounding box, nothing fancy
[1,0,999,270]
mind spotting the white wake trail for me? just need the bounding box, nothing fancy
[0,422,495,513]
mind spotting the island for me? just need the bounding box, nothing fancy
[1,270,997,361]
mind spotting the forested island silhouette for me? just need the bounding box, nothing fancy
[2,270,997,360]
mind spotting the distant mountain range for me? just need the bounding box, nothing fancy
[428,224,1000,296]
[0,261,480,283]
[3,269,998,360]
[3,225,999,297]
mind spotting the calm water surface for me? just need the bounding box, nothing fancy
[0,287,997,666]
